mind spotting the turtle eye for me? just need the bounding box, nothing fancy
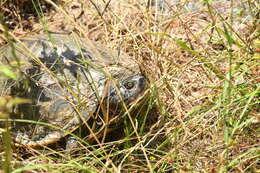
[124,81,135,89]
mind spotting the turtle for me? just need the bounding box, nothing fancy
[0,34,147,149]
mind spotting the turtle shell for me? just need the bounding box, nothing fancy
[0,34,147,147]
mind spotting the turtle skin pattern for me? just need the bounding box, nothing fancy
[0,34,147,147]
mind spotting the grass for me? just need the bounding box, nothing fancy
[0,0,259,172]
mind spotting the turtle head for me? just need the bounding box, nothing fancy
[106,73,147,109]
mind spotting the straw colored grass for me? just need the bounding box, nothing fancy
[0,0,259,172]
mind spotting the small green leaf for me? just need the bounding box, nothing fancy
[200,0,212,3]
[175,39,189,49]
[0,66,17,80]
[6,97,31,109]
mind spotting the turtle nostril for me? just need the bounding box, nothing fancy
[137,76,147,91]
[138,76,146,85]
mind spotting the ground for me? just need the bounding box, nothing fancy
[0,0,259,172]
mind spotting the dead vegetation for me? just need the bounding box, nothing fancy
[0,0,259,172]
